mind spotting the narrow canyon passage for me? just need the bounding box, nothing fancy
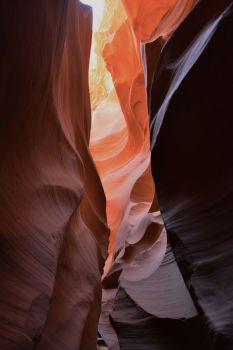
[83,1,233,349]
[0,1,233,349]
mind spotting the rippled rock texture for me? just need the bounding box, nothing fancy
[0,1,109,349]
[89,0,198,289]
[151,0,233,348]
[1,0,233,349]
[93,0,233,349]
[92,0,196,288]
[89,0,155,264]
[92,1,198,348]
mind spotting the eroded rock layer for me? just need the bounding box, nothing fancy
[0,2,109,349]
[1,0,233,348]
[150,0,233,348]
[93,1,198,348]
[93,0,197,289]
[111,287,208,350]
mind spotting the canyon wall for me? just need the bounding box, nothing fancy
[0,1,109,349]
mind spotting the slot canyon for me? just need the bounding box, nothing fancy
[0,1,233,349]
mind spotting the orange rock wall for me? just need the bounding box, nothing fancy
[89,0,197,270]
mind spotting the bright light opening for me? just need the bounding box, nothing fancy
[81,0,105,31]
[81,0,106,69]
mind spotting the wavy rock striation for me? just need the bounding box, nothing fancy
[150,0,233,348]
[94,1,197,348]
[0,1,109,349]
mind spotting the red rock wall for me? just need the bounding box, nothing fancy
[0,1,109,349]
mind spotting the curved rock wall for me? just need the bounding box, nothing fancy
[91,0,196,287]
[150,0,233,348]
[0,1,109,349]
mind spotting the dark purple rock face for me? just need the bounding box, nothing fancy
[111,287,208,350]
[150,0,233,348]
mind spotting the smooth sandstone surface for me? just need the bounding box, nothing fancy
[0,1,109,349]
[91,0,196,287]
[91,1,197,347]
[1,0,233,349]
[151,0,233,348]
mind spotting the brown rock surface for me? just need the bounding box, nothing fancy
[0,1,109,349]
